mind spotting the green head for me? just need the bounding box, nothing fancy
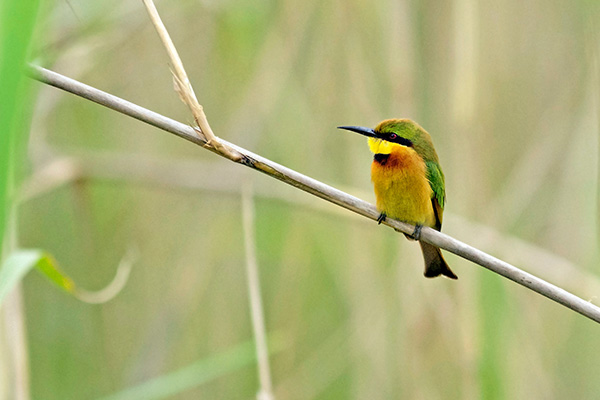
[338,118,438,161]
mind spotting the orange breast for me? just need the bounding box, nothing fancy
[370,147,436,227]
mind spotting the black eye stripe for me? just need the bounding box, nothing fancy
[387,135,412,147]
[397,137,413,147]
[375,131,413,147]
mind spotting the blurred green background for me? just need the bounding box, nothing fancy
[2,0,600,398]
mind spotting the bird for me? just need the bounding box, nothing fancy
[338,119,457,279]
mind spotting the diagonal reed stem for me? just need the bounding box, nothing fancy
[26,64,600,325]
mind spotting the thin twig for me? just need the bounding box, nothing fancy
[242,183,274,400]
[73,246,137,304]
[140,0,240,161]
[26,64,600,325]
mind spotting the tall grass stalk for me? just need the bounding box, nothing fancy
[242,184,274,400]
[0,1,41,399]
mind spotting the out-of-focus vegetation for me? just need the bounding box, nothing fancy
[3,0,600,398]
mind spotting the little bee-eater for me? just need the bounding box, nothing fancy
[338,119,457,280]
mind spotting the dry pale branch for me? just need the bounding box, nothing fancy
[140,0,240,161]
[26,65,600,325]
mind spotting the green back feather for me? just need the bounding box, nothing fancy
[426,160,445,210]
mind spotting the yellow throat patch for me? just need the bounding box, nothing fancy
[368,138,403,154]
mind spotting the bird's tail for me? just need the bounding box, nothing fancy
[419,242,458,280]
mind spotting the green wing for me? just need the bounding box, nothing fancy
[426,161,445,229]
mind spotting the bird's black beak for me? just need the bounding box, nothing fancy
[337,125,377,138]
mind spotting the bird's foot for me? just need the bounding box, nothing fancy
[377,212,387,225]
[404,224,423,241]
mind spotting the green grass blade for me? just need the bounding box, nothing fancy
[0,0,41,259]
[0,250,75,306]
[98,340,259,400]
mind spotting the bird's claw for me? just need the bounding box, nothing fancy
[377,215,422,241]
[406,224,423,241]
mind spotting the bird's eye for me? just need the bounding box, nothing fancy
[389,133,398,140]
